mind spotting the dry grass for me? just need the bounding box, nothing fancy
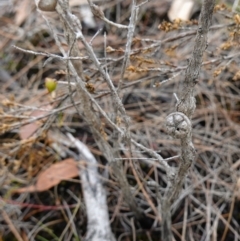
[0,0,240,240]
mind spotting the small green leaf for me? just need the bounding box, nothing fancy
[45,78,57,93]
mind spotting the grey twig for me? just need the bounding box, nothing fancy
[12,45,88,61]
[161,1,216,240]
[118,0,138,91]
[67,133,116,241]
[87,0,128,29]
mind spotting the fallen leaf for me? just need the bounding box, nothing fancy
[14,158,79,193]
[15,0,33,26]
[19,105,52,140]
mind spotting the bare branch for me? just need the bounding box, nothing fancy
[118,0,138,91]
[12,45,88,61]
[87,0,128,29]
[67,133,116,241]
[162,1,216,240]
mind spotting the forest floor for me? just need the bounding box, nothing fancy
[0,0,240,240]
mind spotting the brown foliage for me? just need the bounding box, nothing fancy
[1,0,240,240]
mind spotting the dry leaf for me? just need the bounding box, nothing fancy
[15,0,33,26]
[19,105,52,140]
[14,158,79,193]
